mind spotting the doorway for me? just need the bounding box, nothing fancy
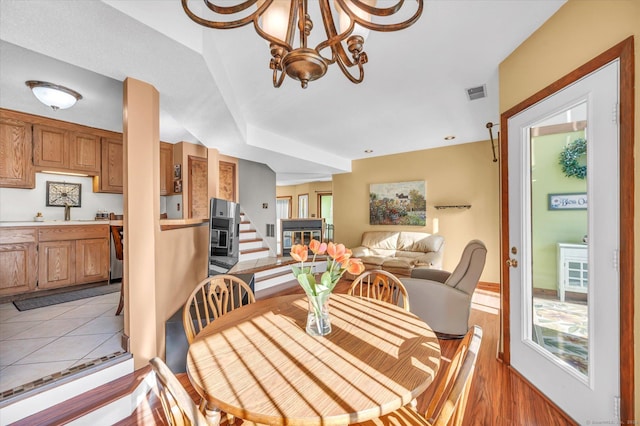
[317,192,333,242]
[500,39,634,422]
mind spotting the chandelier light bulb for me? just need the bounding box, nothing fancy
[335,0,374,41]
[260,0,290,42]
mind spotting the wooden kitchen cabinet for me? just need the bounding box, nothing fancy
[0,228,37,296]
[2,109,124,189]
[160,142,173,196]
[38,225,110,290]
[33,124,102,175]
[69,132,101,174]
[0,115,35,188]
[95,136,124,193]
[38,240,75,289]
[33,124,69,170]
[75,238,109,284]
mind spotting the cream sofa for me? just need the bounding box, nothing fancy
[350,231,445,276]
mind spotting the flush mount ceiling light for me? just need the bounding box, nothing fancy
[25,81,83,110]
[182,0,424,89]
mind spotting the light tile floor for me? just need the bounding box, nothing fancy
[0,291,123,395]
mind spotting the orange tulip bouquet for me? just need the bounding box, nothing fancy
[290,239,365,336]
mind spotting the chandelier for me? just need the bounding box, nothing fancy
[181,0,423,88]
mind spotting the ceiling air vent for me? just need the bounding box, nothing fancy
[466,84,487,101]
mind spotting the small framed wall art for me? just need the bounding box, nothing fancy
[548,192,587,210]
[46,181,82,207]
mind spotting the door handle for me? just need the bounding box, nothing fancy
[506,258,518,268]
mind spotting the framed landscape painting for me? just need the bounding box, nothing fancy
[369,181,426,225]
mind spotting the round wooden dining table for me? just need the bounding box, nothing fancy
[186,293,441,426]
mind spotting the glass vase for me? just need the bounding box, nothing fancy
[306,293,331,336]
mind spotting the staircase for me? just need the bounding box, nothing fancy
[236,212,326,294]
[238,212,271,262]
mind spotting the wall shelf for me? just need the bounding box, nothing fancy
[433,205,471,210]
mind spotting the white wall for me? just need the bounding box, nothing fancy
[238,159,277,254]
[0,173,123,221]
[164,194,182,219]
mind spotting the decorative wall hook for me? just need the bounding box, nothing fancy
[486,122,499,163]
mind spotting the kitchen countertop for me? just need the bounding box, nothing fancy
[0,218,208,230]
[0,220,112,227]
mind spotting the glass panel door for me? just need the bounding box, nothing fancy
[507,60,619,422]
[530,103,588,377]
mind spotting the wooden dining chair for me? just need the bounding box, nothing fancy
[183,274,256,344]
[348,269,411,311]
[349,325,483,426]
[149,357,211,426]
[109,214,125,316]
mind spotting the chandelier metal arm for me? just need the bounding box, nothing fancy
[335,51,365,84]
[181,0,269,29]
[202,0,259,15]
[316,0,340,52]
[298,0,307,49]
[334,0,424,33]
[272,66,287,88]
[316,0,362,65]
[344,0,404,17]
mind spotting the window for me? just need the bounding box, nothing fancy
[298,194,309,218]
[276,197,291,255]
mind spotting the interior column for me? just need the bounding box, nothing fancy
[123,77,161,368]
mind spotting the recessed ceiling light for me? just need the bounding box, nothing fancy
[444,136,456,141]
[364,149,373,153]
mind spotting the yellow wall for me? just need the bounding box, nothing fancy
[277,181,333,219]
[499,0,639,414]
[332,140,500,283]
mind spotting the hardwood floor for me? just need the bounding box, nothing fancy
[119,279,577,425]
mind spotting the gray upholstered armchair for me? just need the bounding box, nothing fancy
[400,240,487,337]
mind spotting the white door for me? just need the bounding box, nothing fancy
[507,60,619,423]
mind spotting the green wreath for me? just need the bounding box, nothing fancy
[559,138,587,179]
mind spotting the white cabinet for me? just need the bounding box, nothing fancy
[557,243,588,302]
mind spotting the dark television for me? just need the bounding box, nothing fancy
[208,198,240,275]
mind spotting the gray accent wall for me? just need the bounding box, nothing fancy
[238,159,277,255]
